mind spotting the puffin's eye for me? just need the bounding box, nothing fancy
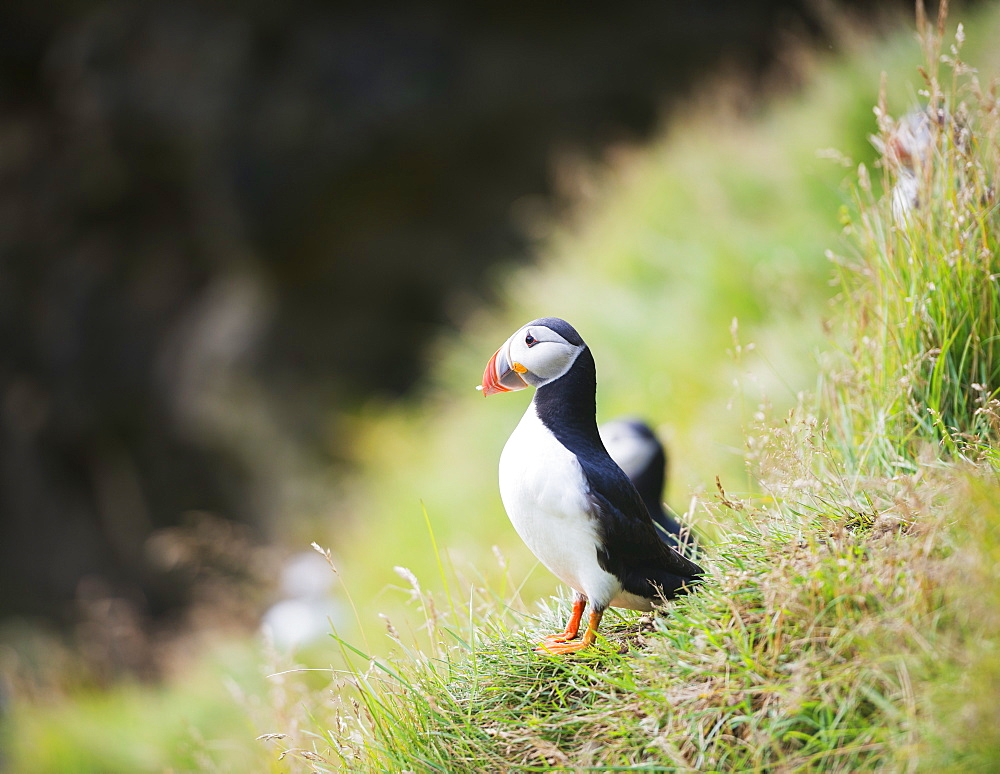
[525,333,536,347]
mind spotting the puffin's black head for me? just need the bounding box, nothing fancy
[479,317,587,396]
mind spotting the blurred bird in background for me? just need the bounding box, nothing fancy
[260,550,343,653]
[600,418,699,557]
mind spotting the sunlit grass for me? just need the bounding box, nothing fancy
[315,6,972,653]
[9,4,1000,772]
[4,639,276,774]
[260,5,1000,772]
[266,477,993,772]
[828,10,1000,479]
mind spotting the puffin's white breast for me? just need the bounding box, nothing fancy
[499,403,626,607]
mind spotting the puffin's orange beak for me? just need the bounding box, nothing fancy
[479,344,529,396]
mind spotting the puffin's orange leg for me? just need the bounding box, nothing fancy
[537,597,586,645]
[535,610,603,654]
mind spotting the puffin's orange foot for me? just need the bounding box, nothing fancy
[536,597,586,646]
[537,631,578,645]
[534,637,592,655]
[534,610,603,655]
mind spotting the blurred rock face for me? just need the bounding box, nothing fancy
[0,1,906,625]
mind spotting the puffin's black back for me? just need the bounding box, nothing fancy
[533,346,703,599]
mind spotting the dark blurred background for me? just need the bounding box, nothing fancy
[0,1,913,638]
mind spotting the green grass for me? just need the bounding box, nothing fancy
[309,6,960,647]
[260,5,1000,772]
[268,482,997,771]
[3,638,276,774]
[828,9,1000,477]
[9,4,1000,772]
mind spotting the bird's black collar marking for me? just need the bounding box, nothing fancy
[532,347,648,512]
[533,346,602,452]
[533,347,641,531]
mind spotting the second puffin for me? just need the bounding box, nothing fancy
[480,317,704,654]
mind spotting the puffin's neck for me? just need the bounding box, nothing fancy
[532,346,602,451]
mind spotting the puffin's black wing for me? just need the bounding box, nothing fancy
[583,461,704,601]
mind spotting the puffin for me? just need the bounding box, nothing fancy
[599,418,698,557]
[479,317,704,653]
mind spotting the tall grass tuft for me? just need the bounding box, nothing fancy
[830,1,1000,478]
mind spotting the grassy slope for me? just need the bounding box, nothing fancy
[298,479,1000,772]
[315,15,915,643]
[314,3,1000,653]
[265,4,1000,772]
[7,5,1000,772]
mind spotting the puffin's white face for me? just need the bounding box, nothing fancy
[480,319,586,395]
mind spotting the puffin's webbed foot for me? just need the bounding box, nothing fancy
[537,632,576,645]
[534,610,603,655]
[536,596,586,646]
[535,637,592,654]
